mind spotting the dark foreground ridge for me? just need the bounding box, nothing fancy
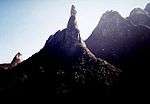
[0,5,120,97]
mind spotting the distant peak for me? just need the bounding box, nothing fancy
[99,10,123,23]
[130,8,146,15]
[104,10,121,16]
[145,3,150,13]
[101,10,122,19]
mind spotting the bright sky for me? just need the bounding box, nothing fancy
[0,0,149,63]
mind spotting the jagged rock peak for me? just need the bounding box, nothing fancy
[67,5,81,42]
[45,5,82,50]
[67,5,78,29]
[71,5,77,16]
[145,3,150,13]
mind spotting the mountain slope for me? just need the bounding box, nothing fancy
[86,3,150,97]
[0,5,120,97]
[86,10,150,65]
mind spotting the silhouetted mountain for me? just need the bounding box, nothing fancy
[0,52,22,71]
[86,3,150,98]
[86,10,134,64]
[0,5,120,97]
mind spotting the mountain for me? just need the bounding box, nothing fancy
[0,5,120,97]
[128,8,150,27]
[145,3,150,14]
[86,10,136,64]
[86,3,150,97]
[0,52,22,70]
[127,3,150,27]
[86,8,150,65]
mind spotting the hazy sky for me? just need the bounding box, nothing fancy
[0,0,149,63]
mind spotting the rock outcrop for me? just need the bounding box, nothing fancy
[0,52,22,71]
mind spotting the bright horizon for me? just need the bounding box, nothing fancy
[0,0,149,63]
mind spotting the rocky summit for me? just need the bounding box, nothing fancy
[0,5,120,97]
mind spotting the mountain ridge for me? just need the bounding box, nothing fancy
[0,5,120,97]
[86,2,150,98]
